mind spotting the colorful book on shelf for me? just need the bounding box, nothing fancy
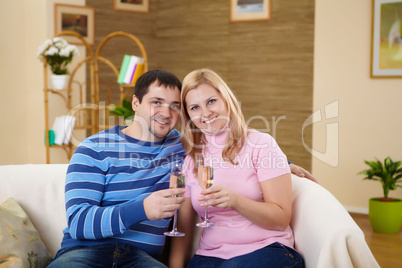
[52,116,65,145]
[118,55,144,84]
[44,130,55,146]
[124,55,144,84]
[52,115,76,145]
[129,64,138,84]
[63,115,76,145]
[123,57,136,84]
[117,55,131,84]
[131,63,144,85]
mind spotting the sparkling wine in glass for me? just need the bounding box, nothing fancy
[164,163,186,237]
[196,155,215,228]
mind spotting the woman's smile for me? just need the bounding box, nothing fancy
[203,116,218,124]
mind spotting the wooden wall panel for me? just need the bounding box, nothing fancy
[88,0,314,170]
[87,0,158,105]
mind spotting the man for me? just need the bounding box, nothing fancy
[48,70,186,267]
[49,69,317,268]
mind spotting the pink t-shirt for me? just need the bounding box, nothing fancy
[183,129,294,259]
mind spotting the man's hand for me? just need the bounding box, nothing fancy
[143,188,186,221]
[289,163,318,183]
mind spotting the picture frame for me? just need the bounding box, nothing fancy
[54,4,95,46]
[371,0,402,77]
[230,0,271,23]
[114,0,149,13]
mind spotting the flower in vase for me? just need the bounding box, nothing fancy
[37,37,80,75]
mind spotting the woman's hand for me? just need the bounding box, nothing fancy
[199,174,292,231]
[199,185,237,209]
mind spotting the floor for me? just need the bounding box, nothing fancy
[350,213,402,268]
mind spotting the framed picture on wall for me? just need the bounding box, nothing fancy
[230,0,271,22]
[371,0,402,77]
[114,0,149,13]
[54,4,95,46]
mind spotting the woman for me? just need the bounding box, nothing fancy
[170,69,304,268]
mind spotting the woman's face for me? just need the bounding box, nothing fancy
[185,84,228,134]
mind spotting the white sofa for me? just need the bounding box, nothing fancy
[0,164,379,267]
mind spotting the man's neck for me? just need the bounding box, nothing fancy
[121,122,163,143]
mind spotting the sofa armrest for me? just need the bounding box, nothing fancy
[291,175,379,268]
[0,164,68,257]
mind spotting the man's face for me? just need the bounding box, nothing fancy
[132,81,181,142]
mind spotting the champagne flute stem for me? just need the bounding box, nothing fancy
[172,210,178,231]
[204,206,209,222]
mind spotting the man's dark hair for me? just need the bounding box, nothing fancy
[134,70,182,103]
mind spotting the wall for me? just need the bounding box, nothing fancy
[313,0,402,212]
[86,0,157,107]
[0,0,47,164]
[0,0,86,164]
[88,0,315,171]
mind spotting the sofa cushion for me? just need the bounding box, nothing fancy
[0,198,52,267]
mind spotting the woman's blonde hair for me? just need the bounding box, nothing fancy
[180,69,248,169]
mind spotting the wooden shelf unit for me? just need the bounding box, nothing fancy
[94,31,148,132]
[43,31,148,163]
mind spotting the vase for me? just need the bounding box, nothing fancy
[369,197,402,234]
[51,75,69,90]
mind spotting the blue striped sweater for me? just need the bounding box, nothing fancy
[58,125,185,258]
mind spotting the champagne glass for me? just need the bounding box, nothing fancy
[164,163,186,237]
[196,155,215,228]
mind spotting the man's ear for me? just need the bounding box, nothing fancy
[132,95,140,112]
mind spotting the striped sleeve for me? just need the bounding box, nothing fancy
[65,139,148,240]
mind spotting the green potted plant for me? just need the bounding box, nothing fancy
[109,98,135,126]
[358,157,402,233]
[37,37,79,90]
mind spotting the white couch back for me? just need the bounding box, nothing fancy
[0,164,68,257]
